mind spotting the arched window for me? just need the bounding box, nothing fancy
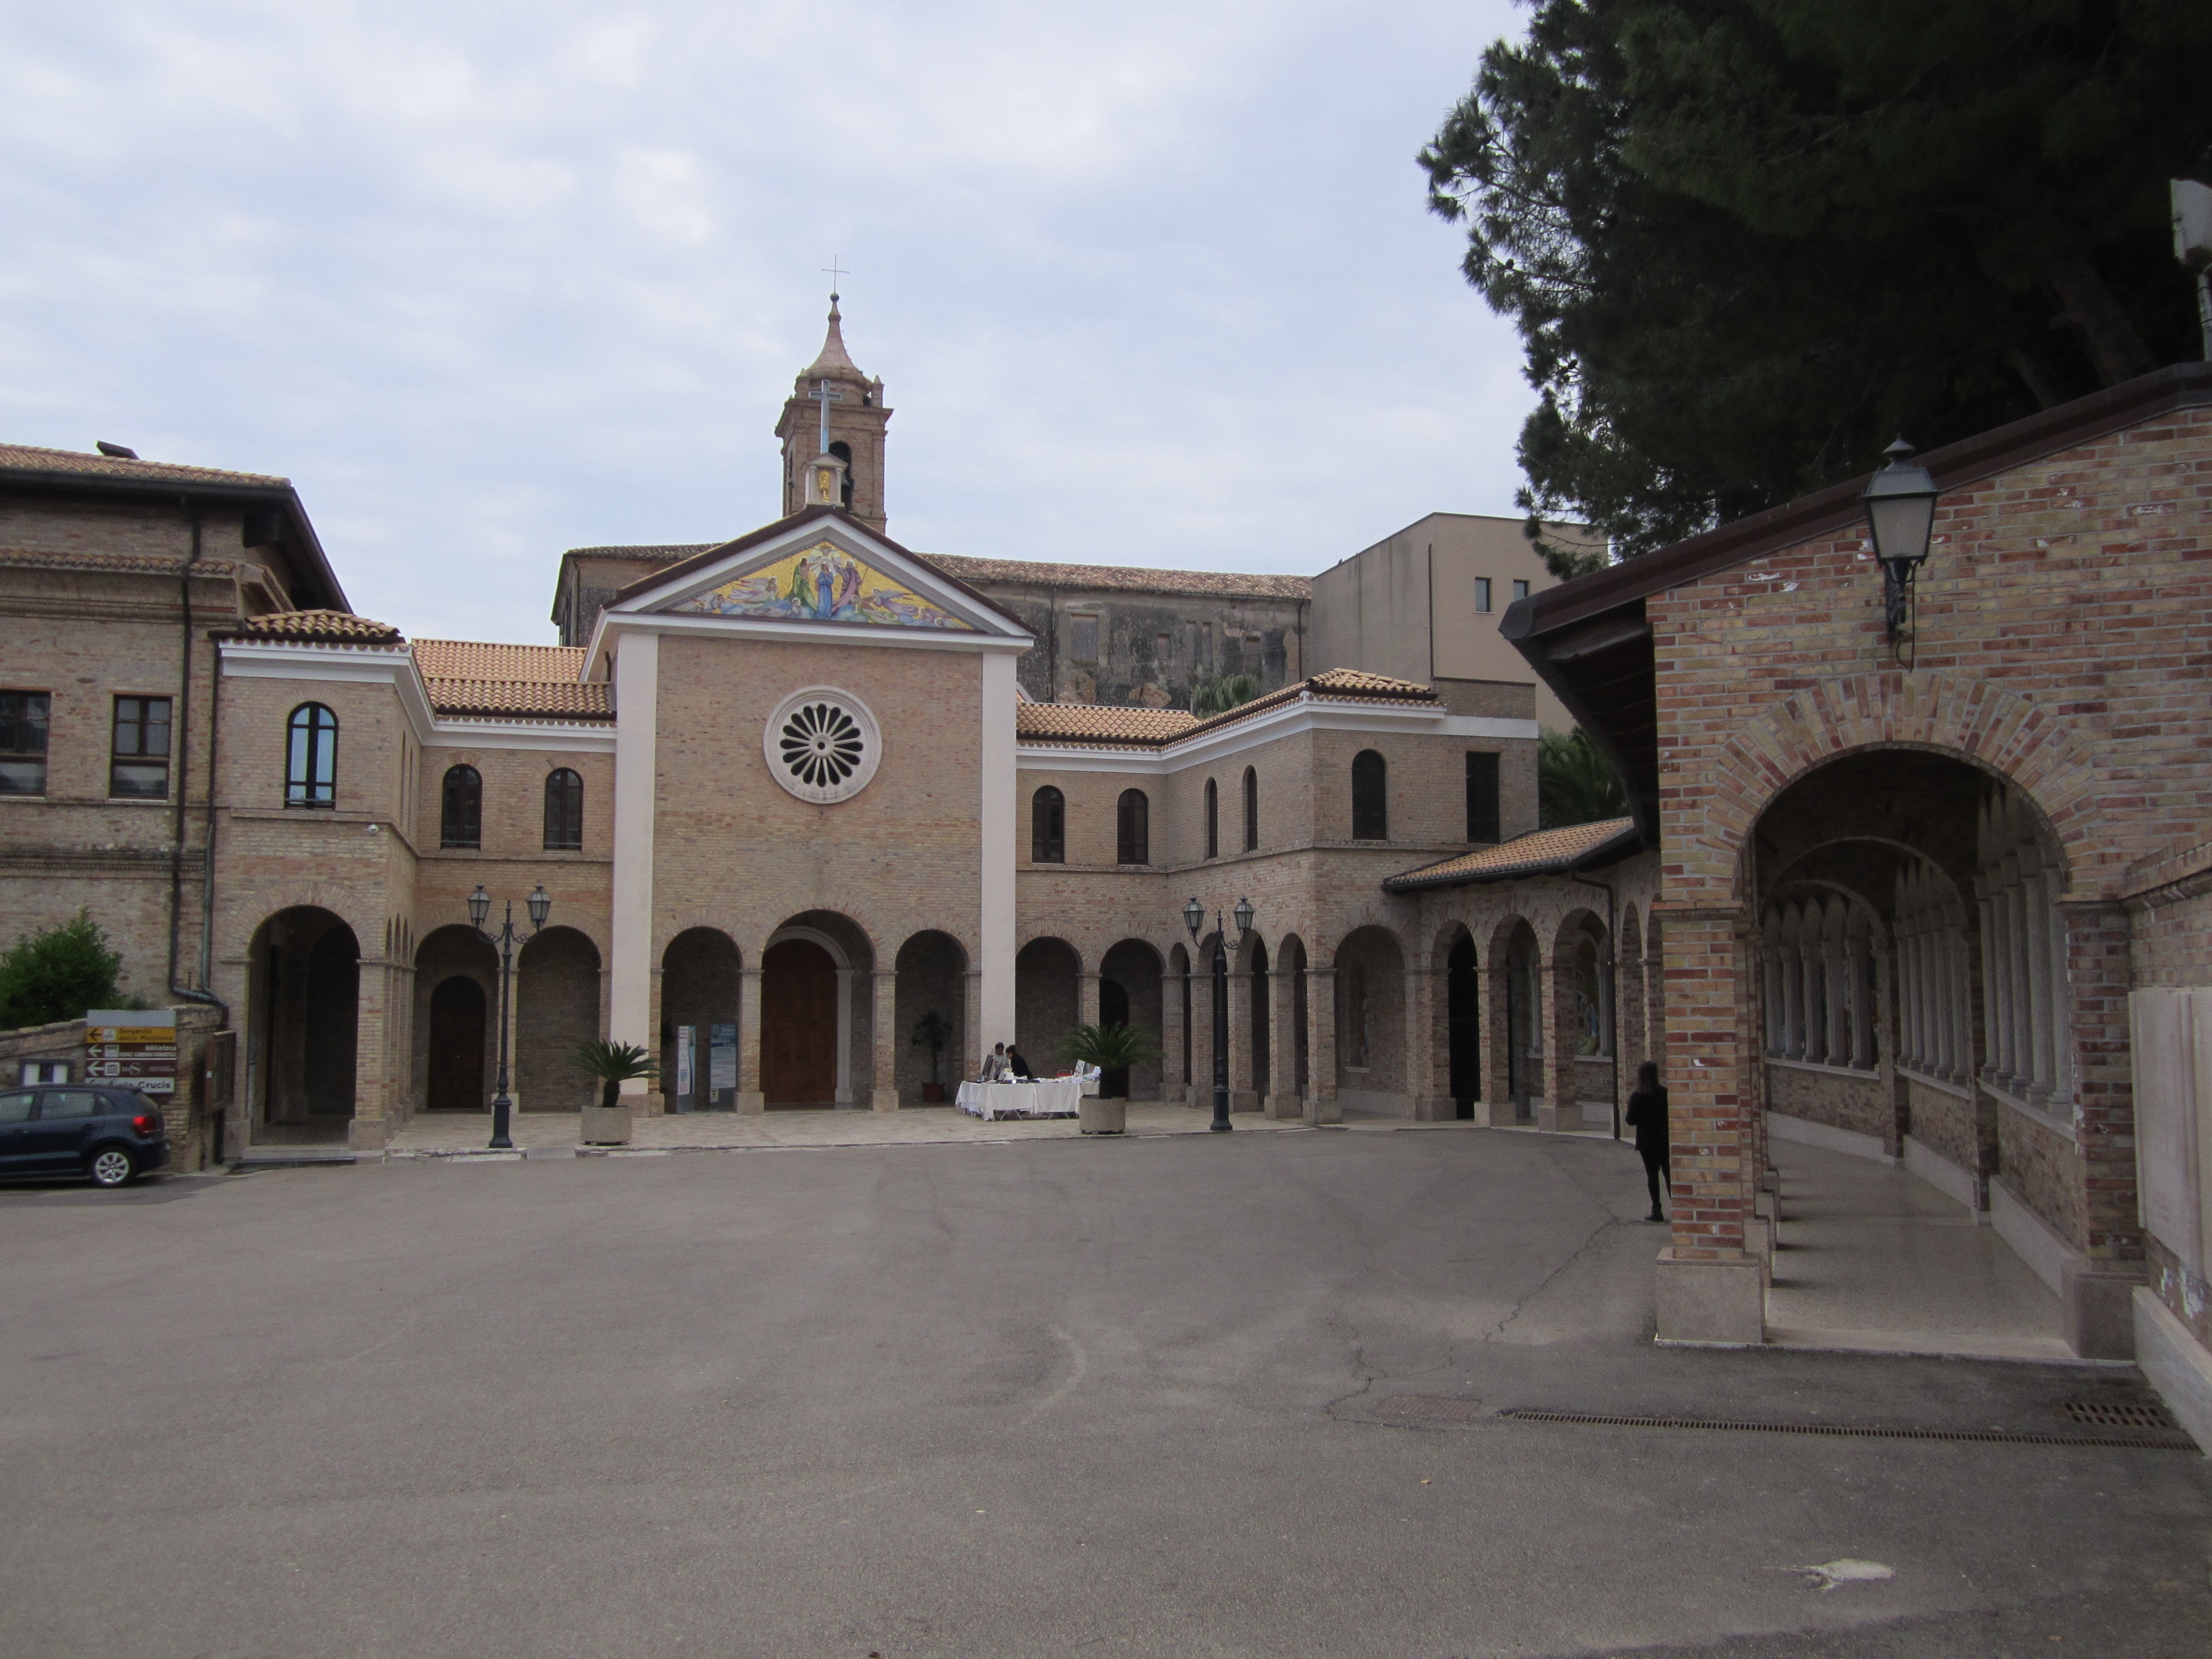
[1241,766,1259,852]
[1031,785,1065,863]
[1351,749,1387,840]
[1204,778,1219,859]
[828,440,855,509]
[1117,789,1149,865]
[285,703,337,807]
[544,768,584,850]
[440,765,482,848]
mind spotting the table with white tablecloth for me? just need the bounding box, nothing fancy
[954,1073,1096,1120]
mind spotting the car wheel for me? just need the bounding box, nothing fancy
[88,1147,136,1188]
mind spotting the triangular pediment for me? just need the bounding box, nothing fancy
[607,509,1026,641]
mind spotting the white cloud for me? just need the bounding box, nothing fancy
[0,0,1531,640]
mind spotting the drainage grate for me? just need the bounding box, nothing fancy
[2063,1400,2179,1431]
[1376,1395,1484,1423]
[1499,1407,2199,1452]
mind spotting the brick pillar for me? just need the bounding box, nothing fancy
[1078,971,1102,1032]
[1537,961,1580,1134]
[1407,966,1453,1121]
[638,954,666,1116]
[1479,963,1515,1124]
[871,969,899,1112]
[1227,955,1257,1112]
[1265,969,1301,1118]
[1303,968,1339,1124]
[1163,964,1187,1104]
[735,966,764,1114]
[2058,898,2143,1358]
[1652,905,1765,1345]
[348,952,395,1151]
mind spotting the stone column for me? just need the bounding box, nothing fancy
[348,951,395,1151]
[1406,966,1453,1121]
[1162,964,1187,1104]
[872,969,899,1112]
[1537,960,1580,1134]
[1651,905,1764,1346]
[1479,963,1515,1124]
[1226,956,1258,1112]
[734,966,764,1114]
[1190,963,1218,1114]
[1265,969,1302,1118]
[1303,968,1339,1124]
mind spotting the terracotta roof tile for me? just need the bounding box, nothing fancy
[924,551,1311,601]
[423,678,612,721]
[1382,818,1639,891]
[1016,669,1438,749]
[219,609,403,645]
[1015,703,1200,746]
[412,639,588,681]
[563,542,714,564]
[0,442,290,488]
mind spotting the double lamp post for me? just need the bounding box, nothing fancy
[1183,893,1254,1134]
[467,883,550,1150]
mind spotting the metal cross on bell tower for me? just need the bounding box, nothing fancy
[810,378,844,454]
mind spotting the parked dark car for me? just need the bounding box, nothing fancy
[0,1086,170,1187]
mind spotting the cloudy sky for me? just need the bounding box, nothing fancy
[0,1,1535,643]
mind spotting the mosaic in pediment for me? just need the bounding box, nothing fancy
[677,541,972,630]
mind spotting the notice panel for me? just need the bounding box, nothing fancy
[85,1009,178,1097]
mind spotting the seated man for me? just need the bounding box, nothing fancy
[978,1042,1009,1083]
[1005,1044,1035,1081]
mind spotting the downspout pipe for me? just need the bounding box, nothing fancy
[168,495,228,1025]
[1568,864,1619,1140]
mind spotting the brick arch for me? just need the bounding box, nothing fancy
[1699,671,2101,901]
[230,883,382,959]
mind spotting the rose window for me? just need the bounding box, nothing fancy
[762,686,881,804]
[780,702,864,789]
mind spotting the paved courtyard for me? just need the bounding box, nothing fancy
[3,1126,2208,1658]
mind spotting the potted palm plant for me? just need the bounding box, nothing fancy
[572,1040,658,1145]
[911,1009,953,1103]
[1058,1021,1162,1135]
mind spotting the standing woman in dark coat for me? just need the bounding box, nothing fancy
[1624,1061,1671,1222]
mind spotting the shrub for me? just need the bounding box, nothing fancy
[0,911,128,1032]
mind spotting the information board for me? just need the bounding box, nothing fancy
[85,1009,177,1096]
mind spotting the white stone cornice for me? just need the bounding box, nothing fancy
[1016,702,1538,774]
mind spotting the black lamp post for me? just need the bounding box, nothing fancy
[1861,438,1940,648]
[469,883,550,1150]
[1183,894,1254,1134]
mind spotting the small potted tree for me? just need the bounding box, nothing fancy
[1058,1022,1162,1135]
[572,1040,658,1146]
[911,1009,953,1103]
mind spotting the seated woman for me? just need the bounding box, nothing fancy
[1005,1045,1035,1081]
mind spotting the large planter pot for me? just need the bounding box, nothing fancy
[1079,1097,1127,1136]
[921,1082,947,1104]
[580,1104,633,1146]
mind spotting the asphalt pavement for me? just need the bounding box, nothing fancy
[2,1126,2206,1657]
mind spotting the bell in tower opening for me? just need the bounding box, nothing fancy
[776,298,891,532]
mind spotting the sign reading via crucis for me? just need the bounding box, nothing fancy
[85,1009,177,1095]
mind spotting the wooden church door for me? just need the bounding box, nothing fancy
[761,938,839,1105]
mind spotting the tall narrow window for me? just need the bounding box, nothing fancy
[1031,785,1065,863]
[544,768,583,850]
[441,765,482,848]
[1117,789,1149,865]
[285,703,338,807]
[1465,751,1500,842]
[1204,778,1219,859]
[1241,766,1258,852]
[1351,749,1388,841]
[110,696,171,800]
[828,440,854,509]
[1511,578,1531,601]
[1069,614,1100,662]
[1474,578,1493,614]
[0,692,50,796]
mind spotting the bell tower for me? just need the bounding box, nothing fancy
[775,296,891,532]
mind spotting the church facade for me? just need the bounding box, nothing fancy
[0,306,1630,1173]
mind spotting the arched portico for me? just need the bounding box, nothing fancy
[1332,925,1405,1117]
[1014,936,1079,1074]
[895,930,968,1104]
[516,927,602,1112]
[662,927,741,1111]
[1098,939,1164,1100]
[762,911,878,1108]
[249,906,360,1145]
[415,924,497,1114]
